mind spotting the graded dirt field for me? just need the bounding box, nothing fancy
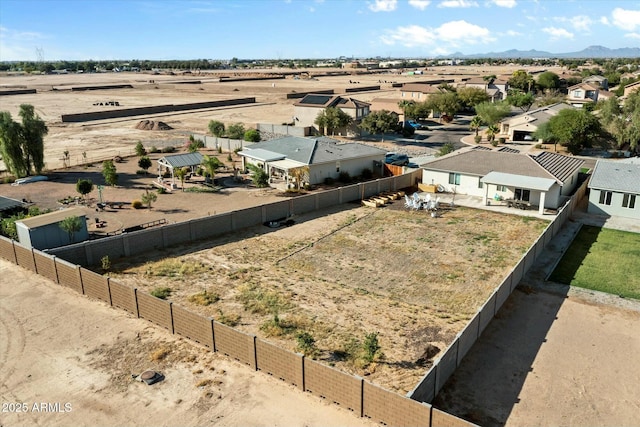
[0,258,377,427]
[106,203,548,394]
[0,65,564,172]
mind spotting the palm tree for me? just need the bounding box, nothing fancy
[288,166,309,190]
[398,100,415,122]
[201,155,223,183]
[469,116,484,137]
[59,216,82,243]
[174,167,188,191]
[486,124,499,142]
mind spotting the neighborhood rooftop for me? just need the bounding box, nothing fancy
[294,94,370,109]
[424,147,583,184]
[16,207,86,229]
[158,152,204,168]
[589,160,640,194]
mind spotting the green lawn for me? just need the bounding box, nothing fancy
[549,225,640,300]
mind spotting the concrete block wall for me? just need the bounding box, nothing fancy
[432,407,478,427]
[14,245,36,272]
[231,206,263,230]
[0,237,17,263]
[364,381,432,426]
[80,268,111,304]
[255,339,304,389]
[303,358,363,414]
[136,291,174,332]
[213,321,256,369]
[54,257,83,294]
[33,251,58,284]
[108,280,138,315]
[435,340,459,392]
[172,305,214,349]
[478,292,497,335]
[264,200,290,221]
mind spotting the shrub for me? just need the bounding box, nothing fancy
[149,146,160,153]
[363,332,383,364]
[216,310,240,327]
[157,187,167,194]
[324,177,335,185]
[208,120,225,137]
[150,346,170,361]
[244,129,261,142]
[2,176,16,184]
[188,290,220,306]
[131,200,143,209]
[474,135,482,144]
[76,178,94,199]
[101,255,111,273]
[161,146,176,153]
[338,171,351,183]
[134,141,147,156]
[226,123,245,140]
[136,169,147,175]
[296,332,319,357]
[361,168,373,179]
[498,137,506,144]
[150,286,172,299]
[138,156,152,173]
[491,140,499,147]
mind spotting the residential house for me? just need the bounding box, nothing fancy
[582,75,608,90]
[587,158,640,220]
[463,77,508,102]
[420,147,584,214]
[15,207,88,250]
[566,82,614,108]
[238,136,386,188]
[499,103,571,141]
[293,94,370,136]
[400,83,446,102]
[623,80,640,98]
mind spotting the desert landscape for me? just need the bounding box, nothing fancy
[2,65,640,427]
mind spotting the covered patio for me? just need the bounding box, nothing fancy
[481,171,556,215]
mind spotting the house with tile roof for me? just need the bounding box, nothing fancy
[420,147,584,214]
[293,94,370,136]
[499,103,571,142]
[587,159,640,219]
[238,136,386,189]
[566,82,613,108]
[463,77,509,102]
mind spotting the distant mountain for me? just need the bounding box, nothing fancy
[440,45,640,59]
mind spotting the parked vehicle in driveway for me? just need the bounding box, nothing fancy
[385,153,409,166]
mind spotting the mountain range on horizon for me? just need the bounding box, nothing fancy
[438,45,640,59]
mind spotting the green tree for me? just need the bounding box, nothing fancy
[398,100,416,120]
[59,216,82,243]
[201,154,223,183]
[508,70,535,92]
[208,120,225,137]
[425,91,461,119]
[474,101,511,126]
[469,115,484,137]
[0,111,27,177]
[18,104,48,175]
[548,108,603,155]
[244,129,261,142]
[506,91,535,112]
[102,160,118,186]
[134,140,146,156]
[532,122,558,151]
[141,189,158,208]
[314,107,353,136]
[362,332,383,364]
[358,110,399,141]
[536,71,561,91]
[227,123,245,139]
[436,142,455,157]
[75,179,94,201]
[174,166,188,191]
[138,156,152,174]
[457,87,490,111]
[247,163,269,187]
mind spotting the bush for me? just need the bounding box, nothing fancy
[150,287,172,300]
[161,146,176,153]
[134,141,147,156]
[296,332,319,357]
[101,255,111,273]
[131,200,143,209]
[2,176,16,184]
[338,171,351,183]
[157,187,167,194]
[149,146,160,153]
[226,123,245,140]
[324,177,335,185]
[361,168,373,179]
[135,169,147,175]
[498,137,506,144]
[474,135,482,144]
[244,129,261,142]
[491,140,499,147]
[216,310,240,327]
[188,290,220,306]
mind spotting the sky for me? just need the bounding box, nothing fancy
[1,0,639,61]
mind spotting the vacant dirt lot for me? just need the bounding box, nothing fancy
[107,203,548,393]
[0,258,376,427]
[0,65,564,172]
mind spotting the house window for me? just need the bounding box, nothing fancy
[572,90,582,98]
[478,177,483,189]
[622,194,636,209]
[599,190,612,205]
[448,173,460,185]
[496,185,507,192]
[514,188,530,201]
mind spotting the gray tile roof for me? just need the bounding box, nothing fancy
[588,160,640,194]
[423,148,582,184]
[243,136,385,165]
[158,152,204,168]
[0,196,26,212]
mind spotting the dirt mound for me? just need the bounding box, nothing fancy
[135,120,173,131]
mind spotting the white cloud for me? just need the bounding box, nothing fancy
[409,0,431,10]
[542,27,574,40]
[569,15,592,32]
[489,0,516,8]
[369,0,397,12]
[505,30,522,36]
[438,0,478,8]
[600,16,610,26]
[624,32,640,39]
[611,7,640,31]
[380,20,494,48]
